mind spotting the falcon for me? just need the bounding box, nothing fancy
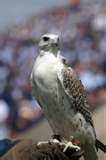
[31,33,105,160]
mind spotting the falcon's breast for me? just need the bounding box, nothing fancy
[32,53,64,94]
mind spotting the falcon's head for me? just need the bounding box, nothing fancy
[39,33,60,52]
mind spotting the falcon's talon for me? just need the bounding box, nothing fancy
[49,138,60,144]
[37,141,49,146]
[37,138,60,147]
[51,134,63,142]
[63,142,80,153]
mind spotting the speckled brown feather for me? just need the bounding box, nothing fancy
[60,66,94,128]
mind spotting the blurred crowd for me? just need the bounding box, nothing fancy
[0,1,106,139]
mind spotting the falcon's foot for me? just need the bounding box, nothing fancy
[63,141,80,152]
[37,139,62,147]
[37,141,49,146]
[37,134,80,154]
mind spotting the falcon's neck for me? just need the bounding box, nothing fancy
[40,47,60,57]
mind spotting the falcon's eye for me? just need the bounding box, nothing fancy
[43,37,50,42]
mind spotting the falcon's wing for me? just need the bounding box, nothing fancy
[57,66,94,128]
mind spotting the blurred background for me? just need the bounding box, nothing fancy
[0,0,105,159]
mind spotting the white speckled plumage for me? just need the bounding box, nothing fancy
[31,33,98,160]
